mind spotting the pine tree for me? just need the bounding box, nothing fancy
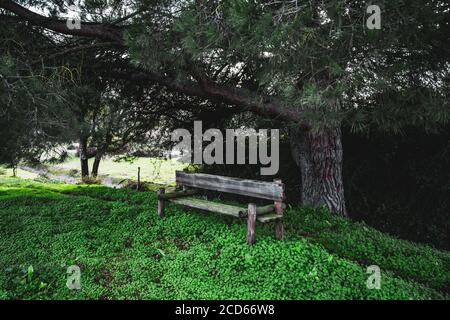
[1,0,448,215]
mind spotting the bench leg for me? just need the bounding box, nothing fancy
[275,221,284,240]
[274,198,284,240]
[247,203,256,245]
[157,188,165,217]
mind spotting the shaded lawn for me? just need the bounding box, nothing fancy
[0,178,449,300]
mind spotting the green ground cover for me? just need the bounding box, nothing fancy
[0,177,448,300]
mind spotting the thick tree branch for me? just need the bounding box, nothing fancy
[192,71,310,127]
[0,0,123,42]
[111,69,211,101]
[0,0,310,127]
[111,68,309,126]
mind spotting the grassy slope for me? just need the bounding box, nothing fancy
[0,177,448,300]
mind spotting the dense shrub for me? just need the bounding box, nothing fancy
[343,126,450,250]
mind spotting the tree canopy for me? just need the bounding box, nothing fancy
[0,0,449,214]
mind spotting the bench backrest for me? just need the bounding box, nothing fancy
[176,171,284,201]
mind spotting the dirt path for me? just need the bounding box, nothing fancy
[20,166,124,188]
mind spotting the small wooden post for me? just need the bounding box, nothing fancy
[157,188,165,217]
[247,203,257,245]
[274,179,285,240]
[137,167,141,191]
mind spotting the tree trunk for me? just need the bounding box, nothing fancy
[91,153,102,177]
[79,137,89,181]
[290,126,347,216]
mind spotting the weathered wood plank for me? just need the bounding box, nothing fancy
[169,197,246,218]
[158,189,198,200]
[247,203,257,245]
[257,213,282,223]
[176,171,284,201]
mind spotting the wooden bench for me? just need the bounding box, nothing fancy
[156,171,285,245]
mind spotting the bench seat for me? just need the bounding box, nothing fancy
[169,196,281,223]
[169,197,246,218]
[156,171,285,244]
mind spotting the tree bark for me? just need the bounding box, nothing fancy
[91,133,112,177]
[91,153,102,177]
[290,126,347,216]
[79,137,89,181]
